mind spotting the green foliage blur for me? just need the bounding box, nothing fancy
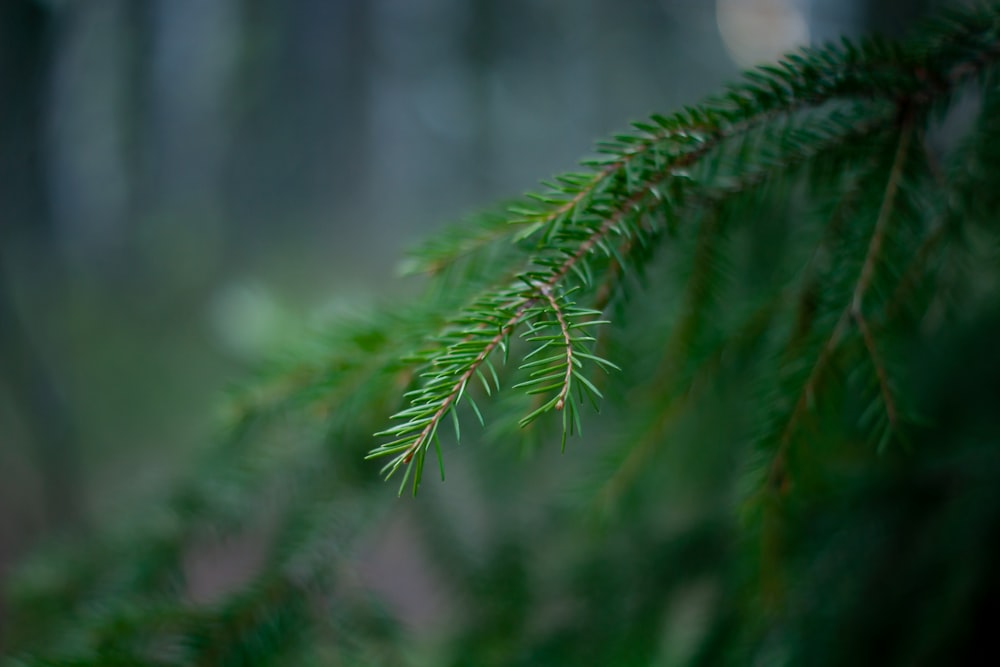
[5,1,1000,666]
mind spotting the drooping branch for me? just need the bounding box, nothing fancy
[768,109,915,489]
[408,29,997,278]
[373,9,1000,495]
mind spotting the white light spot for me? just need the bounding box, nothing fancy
[716,0,810,67]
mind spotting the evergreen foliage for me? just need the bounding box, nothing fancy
[7,5,1000,664]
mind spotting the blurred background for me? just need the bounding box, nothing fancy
[0,0,934,635]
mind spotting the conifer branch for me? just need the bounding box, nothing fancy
[372,135,720,490]
[419,24,996,279]
[374,42,949,492]
[844,108,914,438]
[852,109,915,314]
[768,109,916,488]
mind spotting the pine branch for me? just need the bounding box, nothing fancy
[371,8,1000,494]
[415,18,998,281]
[371,119,742,493]
[767,107,916,490]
